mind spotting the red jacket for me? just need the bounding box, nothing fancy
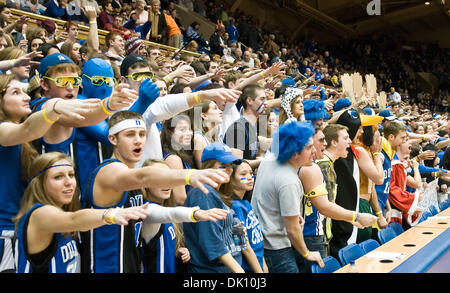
[389,158,420,225]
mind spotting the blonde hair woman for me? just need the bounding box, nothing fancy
[279,87,304,125]
[0,47,31,82]
[13,152,149,273]
[0,74,99,272]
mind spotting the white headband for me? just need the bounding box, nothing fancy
[109,119,146,135]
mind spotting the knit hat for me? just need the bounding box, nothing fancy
[120,54,148,77]
[125,36,144,56]
[38,19,57,35]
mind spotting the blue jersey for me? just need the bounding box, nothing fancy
[142,201,177,273]
[79,159,144,273]
[15,204,80,273]
[0,144,25,234]
[30,97,76,158]
[374,150,393,216]
[75,121,112,206]
[232,199,264,271]
[303,203,324,237]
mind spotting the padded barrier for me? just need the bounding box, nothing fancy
[390,228,450,273]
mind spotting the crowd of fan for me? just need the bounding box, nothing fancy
[0,0,449,274]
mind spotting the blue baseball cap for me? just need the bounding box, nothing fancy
[201,142,242,164]
[379,109,396,120]
[363,107,376,115]
[38,53,74,78]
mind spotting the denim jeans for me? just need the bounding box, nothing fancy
[264,247,299,273]
[294,235,326,273]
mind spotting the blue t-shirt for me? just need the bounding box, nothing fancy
[183,185,242,273]
[232,199,264,271]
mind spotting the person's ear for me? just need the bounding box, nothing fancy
[108,134,117,146]
[40,79,49,92]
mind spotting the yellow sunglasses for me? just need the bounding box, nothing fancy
[43,76,82,88]
[83,74,117,87]
[125,71,154,82]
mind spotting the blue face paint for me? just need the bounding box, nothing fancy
[81,58,114,99]
[240,175,254,184]
[256,99,266,114]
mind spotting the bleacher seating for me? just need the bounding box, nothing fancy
[8,7,200,59]
[377,226,397,244]
[388,222,404,236]
[311,256,341,273]
[359,239,380,254]
[337,243,365,266]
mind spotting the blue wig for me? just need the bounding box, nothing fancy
[81,58,114,99]
[281,78,296,87]
[303,99,327,122]
[272,121,315,163]
[333,98,352,112]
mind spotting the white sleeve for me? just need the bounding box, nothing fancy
[141,204,200,243]
[142,93,189,125]
[144,203,200,224]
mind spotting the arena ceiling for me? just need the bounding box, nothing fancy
[298,0,450,38]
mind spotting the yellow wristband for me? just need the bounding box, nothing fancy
[109,207,121,225]
[101,99,113,115]
[351,211,357,224]
[302,250,309,258]
[260,72,265,78]
[372,152,381,157]
[42,108,58,123]
[167,76,173,83]
[193,93,200,103]
[89,20,97,25]
[190,208,200,222]
[185,169,194,185]
[375,211,382,216]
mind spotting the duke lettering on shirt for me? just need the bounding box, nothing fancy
[61,240,80,273]
[61,240,79,263]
